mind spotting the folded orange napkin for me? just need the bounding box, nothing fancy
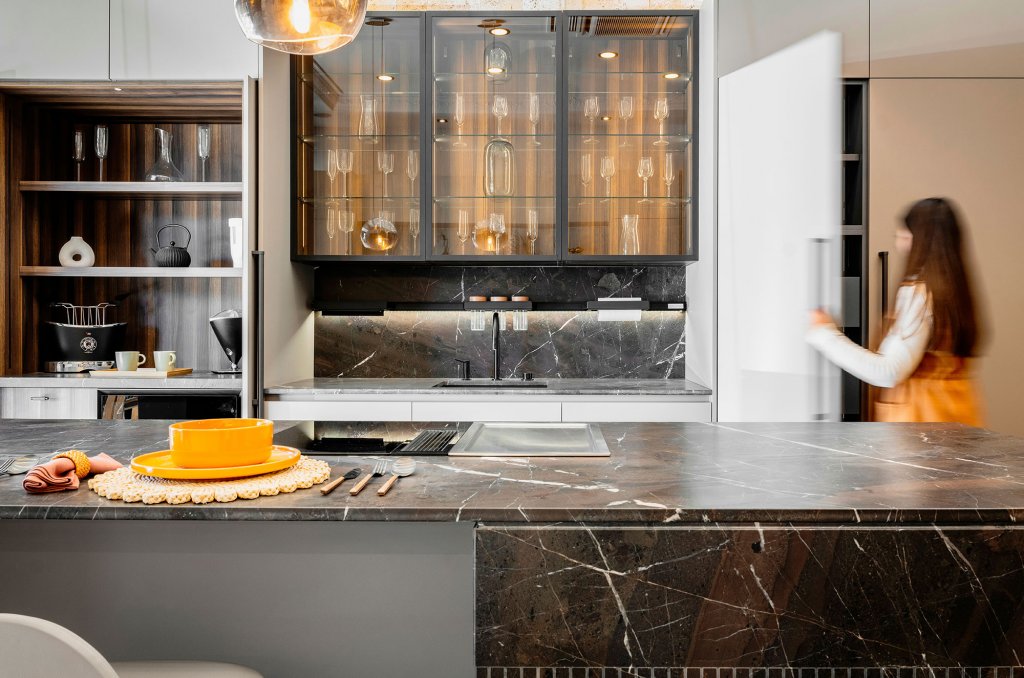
[23,453,123,494]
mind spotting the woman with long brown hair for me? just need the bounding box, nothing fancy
[808,197,985,425]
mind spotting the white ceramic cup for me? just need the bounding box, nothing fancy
[153,350,177,372]
[115,351,146,372]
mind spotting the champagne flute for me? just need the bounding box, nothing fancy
[326,148,338,196]
[637,156,653,203]
[325,201,338,249]
[72,130,86,181]
[492,95,509,136]
[579,153,593,206]
[406,149,419,196]
[489,212,506,255]
[600,156,615,203]
[526,209,539,255]
[377,150,394,199]
[662,152,675,204]
[583,96,599,143]
[529,93,541,145]
[94,125,109,182]
[337,149,353,199]
[618,96,633,147]
[453,93,466,147]
[653,97,669,146]
[457,208,471,254]
[340,209,355,254]
[197,123,211,181]
[409,207,420,250]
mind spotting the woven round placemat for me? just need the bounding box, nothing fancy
[88,457,331,505]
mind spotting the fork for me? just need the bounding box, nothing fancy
[0,457,16,474]
[349,461,387,496]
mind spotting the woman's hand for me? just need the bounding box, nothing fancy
[810,309,835,328]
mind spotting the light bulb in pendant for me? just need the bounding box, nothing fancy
[289,0,311,33]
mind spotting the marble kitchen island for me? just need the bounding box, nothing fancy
[1,419,1023,676]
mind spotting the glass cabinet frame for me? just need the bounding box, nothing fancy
[291,10,698,265]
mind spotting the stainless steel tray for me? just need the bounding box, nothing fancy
[448,422,610,457]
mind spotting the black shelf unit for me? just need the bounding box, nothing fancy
[841,80,868,422]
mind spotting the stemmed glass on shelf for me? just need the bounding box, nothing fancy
[653,97,669,146]
[600,156,615,203]
[529,94,541,145]
[337,149,353,198]
[94,125,109,181]
[489,212,506,255]
[326,148,339,196]
[663,152,675,204]
[339,209,355,254]
[618,96,633,147]
[377,150,394,199]
[579,153,593,206]
[492,95,509,136]
[197,124,211,181]
[583,96,600,143]
[457,208,471,254]
[453,93,466,147]
[526,209,539,255]
[406,149,419,196]
[73,130,86,181]
[637,156,654,203]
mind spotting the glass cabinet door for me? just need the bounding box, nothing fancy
[564,14,695,261]
[430,15,558,260]
[294,15,423,259]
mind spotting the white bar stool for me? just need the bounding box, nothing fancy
[0,614,263,678]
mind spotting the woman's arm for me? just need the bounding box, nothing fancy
[807,284,932,388]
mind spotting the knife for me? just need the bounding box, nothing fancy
[320,467,362,496]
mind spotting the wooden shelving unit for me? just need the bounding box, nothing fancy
[20,181,243,199]
[20,267,242,278]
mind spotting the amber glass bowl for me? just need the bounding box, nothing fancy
[169,418,274,469]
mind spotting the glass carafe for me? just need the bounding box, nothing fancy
[145,128,184,182]
[484,138,516,197]
[359,95,380,141]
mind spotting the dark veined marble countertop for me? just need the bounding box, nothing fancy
[0,419,1021,524]
[265,377,712,397]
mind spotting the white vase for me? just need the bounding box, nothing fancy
[58,236,95,267]
[227,218,244,268]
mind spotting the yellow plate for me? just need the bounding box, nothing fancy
[130,446,301,480]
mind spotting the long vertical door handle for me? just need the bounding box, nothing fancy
[811,238,829,421]
[878,251,890,319]
[252,250,265,419]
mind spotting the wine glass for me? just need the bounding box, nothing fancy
[94,125,109,182]
[579,153,593,205]
[325,201,338,251]
[337,149,353,198]
[72,130,86,181]
[326,148,339,196]
[377,150,394,199]
[621,214,640,255]
[600,156,615,203]
[637,156,654,203]
[197,123,211,181]
[409,207,420,249]
[663,152,675,203]
[492,95,509,136]
[489,212,506,255]
[406,149,419,196]
[457,209,471,254]
[618,96,633,147]
[526,209,539,255]
[339,209,355,254]
[453,93,466,147]
[583,96,600,143]
[653,97,669,146]
[529,93,541,145]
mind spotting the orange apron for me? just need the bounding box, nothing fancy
[872,352,985,427]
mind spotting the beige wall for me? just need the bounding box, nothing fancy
[869,79,1024,435]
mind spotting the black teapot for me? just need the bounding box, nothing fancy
[151,224,192,267]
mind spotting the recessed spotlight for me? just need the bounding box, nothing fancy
[437,118,448,124]
[663,72,681,80]
[113,87,123,92]
[598,51,618,60]
[487,66,505,75]
[377,74,394,82]
[601,116,611,121]
[489,27,510,36]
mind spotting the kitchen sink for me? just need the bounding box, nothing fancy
[433,380,547,389]
[449,422,609,457]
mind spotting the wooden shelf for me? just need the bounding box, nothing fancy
[19,181,243,199]
[20,267,242,278]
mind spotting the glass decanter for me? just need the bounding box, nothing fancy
[484,138,516,197]
[145,128,184,182]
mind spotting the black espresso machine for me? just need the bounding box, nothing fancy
[45,302,126,373]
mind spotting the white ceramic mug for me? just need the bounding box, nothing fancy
[153,350,177,372]
[115,351,146,372]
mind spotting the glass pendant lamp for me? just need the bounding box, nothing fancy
[234,0,369,55]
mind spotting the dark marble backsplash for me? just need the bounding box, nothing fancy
[313,265,687,379]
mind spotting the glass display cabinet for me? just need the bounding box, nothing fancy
[292,11,696,264]
[430,15,559,261]
[294,15,423,260]
[565,13,695,261]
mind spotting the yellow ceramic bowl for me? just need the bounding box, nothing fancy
[169,418,274,469]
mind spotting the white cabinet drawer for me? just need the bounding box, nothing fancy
[0,388,96,419]
[561,401,711,423]
[265,400,412,422]
[412,401,561,423]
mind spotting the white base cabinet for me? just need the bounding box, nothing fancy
[0,388,97,419]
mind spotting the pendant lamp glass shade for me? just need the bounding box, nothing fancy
[234,0,368,55]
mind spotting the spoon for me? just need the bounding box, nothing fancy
[377,457,416,496]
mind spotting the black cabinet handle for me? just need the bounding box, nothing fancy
[28,395,51,402]
[253,250,265,418]
[878,251,890,319]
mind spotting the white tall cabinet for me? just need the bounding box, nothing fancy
[0,0,109,80]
